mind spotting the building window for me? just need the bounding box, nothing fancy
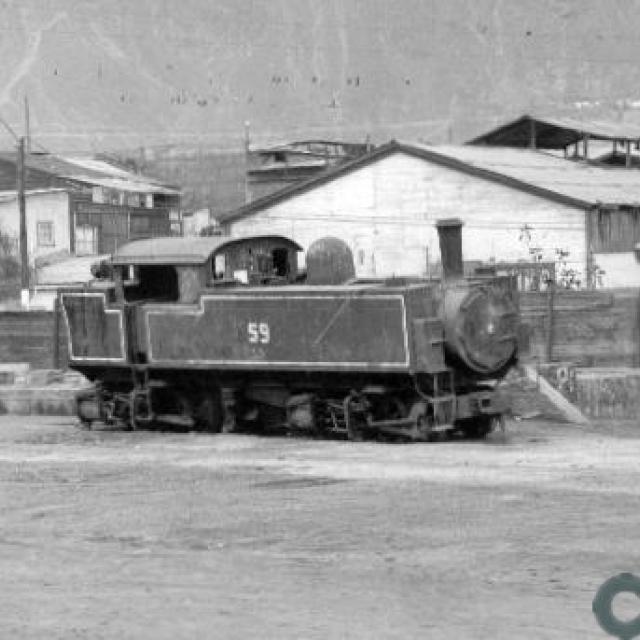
[75,225,99,255]
[127,193,143,207]
[92,186,105,204]
[37,221,55,247]
[130,215,150,235]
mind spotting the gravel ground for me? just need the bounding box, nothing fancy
[0,415,639,639]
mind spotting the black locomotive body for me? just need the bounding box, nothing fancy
[61,220,521,441]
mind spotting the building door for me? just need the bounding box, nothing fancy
[75,225,99,255]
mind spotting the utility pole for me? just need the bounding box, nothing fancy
[244,121,251,204]
[17,136,29,308]
[24,96,31,154]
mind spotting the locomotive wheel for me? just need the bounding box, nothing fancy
[344,394,368,441]
[406,403,435,442]
[76,389,99,429]
[193,390,224,433]
[469,419,491,439]
[415,414,436,441]
[345,411,365,441]
[489,414,506,436]
[347,421,364,442]
[462,414,503,439]
[130,392,152,431]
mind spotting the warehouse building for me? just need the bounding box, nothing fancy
[220,139,640,288]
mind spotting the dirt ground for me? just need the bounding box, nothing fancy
[1,416,639,639]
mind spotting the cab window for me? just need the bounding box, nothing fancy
[213,254,226,279]
[272,248,289,277]
[123,265,179,302]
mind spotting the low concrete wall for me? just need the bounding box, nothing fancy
[532,362,640,420]
[0,369,88,416]
[0,386,77,416]
[575,368,640,420]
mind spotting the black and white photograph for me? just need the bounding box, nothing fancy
[0,1,639,637]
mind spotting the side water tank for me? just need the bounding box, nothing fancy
[306,237,356,285]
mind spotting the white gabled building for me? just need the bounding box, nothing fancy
[220,140,640,288]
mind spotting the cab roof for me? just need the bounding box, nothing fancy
[111,235,302,266]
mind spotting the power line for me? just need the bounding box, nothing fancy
[31,139,52,154]
[0,114,19,142]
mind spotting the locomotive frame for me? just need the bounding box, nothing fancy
[62,222,520,441]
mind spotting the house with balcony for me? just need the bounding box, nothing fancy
[0,152,181,264]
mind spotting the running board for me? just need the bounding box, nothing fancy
[154,414,195,429]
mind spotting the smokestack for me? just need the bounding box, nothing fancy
[435,218,464,280]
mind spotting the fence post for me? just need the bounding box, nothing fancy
[53,295,60,369]
[545,281,556,362]
[637,289,640,367]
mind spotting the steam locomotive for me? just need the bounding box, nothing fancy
[61,219,521,441]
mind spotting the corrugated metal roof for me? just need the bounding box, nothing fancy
[469,113,640,147]
[69,175,180,195]
[62,157,140,178]
[221,140,640,224]
[537,115,640,140]
[111,235,301,265]
[0,152,179,195]
[416,143,640,206]
[0,188,67,202]
[249,158,329,171]
[253,140,370,155]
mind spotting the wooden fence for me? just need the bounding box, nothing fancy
[0,304,68,369]
[520,287,640,367]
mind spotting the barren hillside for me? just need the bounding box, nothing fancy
[1,0,639,154]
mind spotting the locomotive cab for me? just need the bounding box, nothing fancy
[209,237,301,286]
[62,235,302,370]
[107,235,302,304]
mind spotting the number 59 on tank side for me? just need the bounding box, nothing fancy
[61,218,524,441]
